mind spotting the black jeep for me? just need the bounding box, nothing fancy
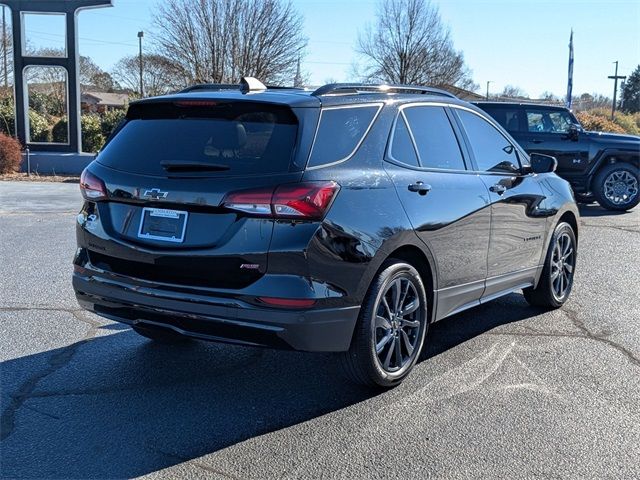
[475,102,640,211]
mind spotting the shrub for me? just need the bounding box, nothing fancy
[28,110,52,143]
[51,115,106,152]
[80,114,106,153]
[0,104,53,142]
[577,108,640,136]
[100,109,126,139]
[612,112,640,136]
[576,111,626,134]
[0,102,15,136]
[52,118,69,143]
[0,133,22,174]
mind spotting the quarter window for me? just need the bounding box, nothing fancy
[456,109,520,174]
[308,105,380,168]
[390,115,419,167]
[403,106,466,170]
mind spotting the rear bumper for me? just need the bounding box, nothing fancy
[72,271,359,352]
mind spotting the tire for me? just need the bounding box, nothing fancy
[592,162,640,211]
[523,222,577,308]
[132,323,191,344]
[573,192,595,204]
[340,259,428,388]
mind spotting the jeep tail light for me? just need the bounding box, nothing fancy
[223,181,340,220]
[80,169,107,200]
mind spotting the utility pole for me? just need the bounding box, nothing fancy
[608,61,626,120]
[486,81,492,100]
[137,31,144,97]
[2,5,7,89]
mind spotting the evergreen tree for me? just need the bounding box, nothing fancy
[621,65,640,113]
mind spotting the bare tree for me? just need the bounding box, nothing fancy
[500,85,527,98]
[79,56,118,91]
[112,54,187,97]
[24,48,116,91]
[0,22,12,92]
[357,0,476,90]
[152,0,307,85]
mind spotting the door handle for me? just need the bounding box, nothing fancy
[490,184,507,195]
[531,139,544,144]
[408,181,431,196]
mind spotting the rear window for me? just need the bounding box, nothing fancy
[307,105,381,168]
[97,101,298,177]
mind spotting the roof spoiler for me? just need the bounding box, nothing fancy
[180,77,296,94]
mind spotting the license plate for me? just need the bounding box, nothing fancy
[137,208,188,243]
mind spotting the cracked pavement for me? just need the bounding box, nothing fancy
[0,181,639,479]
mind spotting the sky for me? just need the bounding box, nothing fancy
[20,0,640,98]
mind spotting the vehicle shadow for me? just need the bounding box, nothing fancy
[1,293,540,478]
[577,203,634,217]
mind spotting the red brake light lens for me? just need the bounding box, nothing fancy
[222,181,339,220]
[258,297,317,308]
[80,169,107,200]
[174,100,220,107]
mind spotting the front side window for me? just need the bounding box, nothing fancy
[403,106,466,170]
[308,105,380,168]
[526,109,575,133]
[456,109,520,174]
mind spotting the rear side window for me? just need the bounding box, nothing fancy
[456,109,521,174]
[307,105,380,168]
[479,106,522,132]
[97,101,298,177]
[403,106,466,170]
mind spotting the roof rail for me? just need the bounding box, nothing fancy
[311,83,457,99]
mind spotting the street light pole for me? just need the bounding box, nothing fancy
[486,81,492,100]
[608,61,626,120]
[2,6,7,89]
[137,31,144,97]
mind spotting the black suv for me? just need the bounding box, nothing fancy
[73,79,579,387]
[474,102,640,211]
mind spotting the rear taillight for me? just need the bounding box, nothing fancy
[222,181,340,220]
[80,169,107,200]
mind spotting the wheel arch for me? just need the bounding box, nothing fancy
[360,241,438,325]
[558,210,579,242]
[587,149,640,189]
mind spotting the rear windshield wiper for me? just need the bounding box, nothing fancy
[160,160,231,172]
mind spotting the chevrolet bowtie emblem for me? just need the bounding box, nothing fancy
[143,188,168,200]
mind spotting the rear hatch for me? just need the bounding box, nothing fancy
[85,98,312,289]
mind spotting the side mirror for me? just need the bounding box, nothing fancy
[567,123,581,141]
[529,153,557,174]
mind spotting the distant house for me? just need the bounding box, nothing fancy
[81,91,128,113]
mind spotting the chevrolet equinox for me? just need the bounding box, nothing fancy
[73,78,580,387]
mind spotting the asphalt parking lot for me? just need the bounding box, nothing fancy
[1,181,638,479]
